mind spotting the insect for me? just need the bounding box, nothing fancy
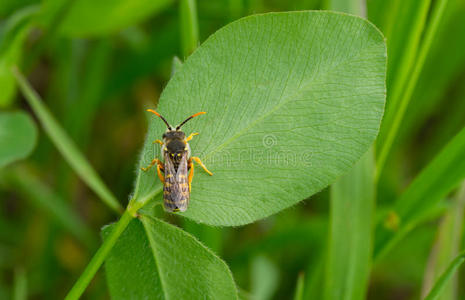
[141,109,212,212]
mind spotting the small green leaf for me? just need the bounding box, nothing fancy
[103,215,238,299]
[0,111,37,168]
[46,0,173,37]
[375,125,465,260]
[133,12,386,225]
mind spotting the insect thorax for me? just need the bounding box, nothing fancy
[162,130,190,169]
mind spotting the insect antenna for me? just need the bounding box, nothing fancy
[176,112,206,130]
[147,109,172,129]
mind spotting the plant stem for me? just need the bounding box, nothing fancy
[12,67,123,214]
[376,0,449,179]
[64,210,134,300]
[179,0,199,59]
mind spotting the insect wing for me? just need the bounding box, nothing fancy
[163,151,190,212]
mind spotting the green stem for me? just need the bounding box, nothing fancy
[376,0,449,179]
[12,67,123,214]
[64,210,134,300]
[179,0,199,59]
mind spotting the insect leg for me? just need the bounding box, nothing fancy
[188,160,194,192]
[141,158,164,172]
[156,162,165,184]
[141,158,158,171]
[185,132,199,142]
[152,139,163,146]
[191,156,213,175]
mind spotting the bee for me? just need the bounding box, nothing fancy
[141,109,212,212]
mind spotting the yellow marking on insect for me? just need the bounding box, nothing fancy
[166,174,173,178]
[165,183,171,187]
[178,174,186,178]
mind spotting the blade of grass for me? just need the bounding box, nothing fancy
[377,0,431,147]
[325,149,375,300]
[13,268,26,300]
[293,272,305,300]
[375,125,465,260]
[4,166,96,248]
[179,0,199,59]
[12,67,123,214]
[421,182,465,299]
[424,250,465,300]
[376,0,450,179]
[325,2,375,300]
[64,210,134,300]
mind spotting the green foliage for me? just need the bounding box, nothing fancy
[13,69,123,213]
[0,5,38,107]
[375,126,465,259]
[325,150,374,300]
[0,111,37,168]
[376,0,450,176]
[250,255,279,300]
[41,0,173,37]
[134,12,386,226]
[4,167,95,248]
[422,183,465,299]
[103,216,238,299]
[3,0,465,298]
[293,272,305,300]
[424,251,465,300]
[179,0,199,58]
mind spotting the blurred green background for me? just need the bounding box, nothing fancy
[1,0,465,299]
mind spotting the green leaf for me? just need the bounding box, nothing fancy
[133,12,387,225]
[48,0,173,37]
[424,250,465,300]
[13,68,123,213]
[0,111,37,168]
[375,126,465,260]
[0,5,38,107]
[325,149,375,300]
[103,215,238,299]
